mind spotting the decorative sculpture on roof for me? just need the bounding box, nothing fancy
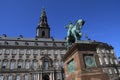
[65,19,85,49]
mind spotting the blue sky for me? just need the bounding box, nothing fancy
[0,0,120,57]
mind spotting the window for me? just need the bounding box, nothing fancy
[2,60,7,69]
[96,48,100,53]
[60,50,64,54]
[99,58,102,65]
[25,42,29,45]
[54,50,58,54]
[56,73,60,80]
[12,56,15,58]
[104,58,109,64]
[5,49,10,55]
[42,31,45,37]
[40,50,44,55]
[48,50,51,54]
[8,75,12,80]
[34,56,36,58]
[61,62,64,68]
[15,41,19,45]
[16,75,20,80]
[19,49,24,55]
[54,60,59,69]
[118,69,120,73]
[32,61,37,70]
[106,50,109,53]
[0,49,2,55]
[0,75,3,80]
[109,69,112,74]
[101,49,105,53]
[24,75,28,80]
[110,50,114,54]
[10,61,15,69]
[32,74,37,80]
[25,61,30,69]
[4,55,7,59]
[114,69,117,73]
[110,58,113,64]
[12,49,17,55]
[26,50,31,55]
[18,61,22,69]
[43,60,49,70]
[33,50,38,55]
[34,42,38,46]
[114,59,118,65]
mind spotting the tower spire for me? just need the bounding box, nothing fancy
[36,8,50,38]
[38,8,49,28]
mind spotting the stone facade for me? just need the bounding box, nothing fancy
[0,36,66,80]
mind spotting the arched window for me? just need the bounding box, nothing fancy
[32,60,37,70]
[2,60,8,69]
[41,56,52,70]
[16,75,20,80]
[43,60,49,70]
[32,74,38,80]
[42,31,45,37]
[25,60,30,69]
[10,60,15,69]
[54,60,59,69]
[0,75,4,80]
[8,75,12,80]
[24,74,28,80]
[18,60,22,69]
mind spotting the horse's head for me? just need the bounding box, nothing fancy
[77,19,85,26]
[65,23,73,29]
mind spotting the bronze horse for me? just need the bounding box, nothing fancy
[65,19,85,49]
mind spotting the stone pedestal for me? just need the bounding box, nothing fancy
[63,43,110,80]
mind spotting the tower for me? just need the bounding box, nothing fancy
[36,8,50,38]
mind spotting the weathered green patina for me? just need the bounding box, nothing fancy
[68,60,75,74]
[84,55,97,68]
[65,19,85,50]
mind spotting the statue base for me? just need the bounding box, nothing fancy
[63,43,110,80]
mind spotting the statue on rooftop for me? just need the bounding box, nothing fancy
[65,19,85,49]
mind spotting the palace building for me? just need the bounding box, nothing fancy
[0,9,120,80]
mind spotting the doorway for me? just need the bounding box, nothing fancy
[43,74,49,80]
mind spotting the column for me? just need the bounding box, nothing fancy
[52,73,54,80]
[41,73,42,80]
[50,73,52,80]
[37,73,39,80]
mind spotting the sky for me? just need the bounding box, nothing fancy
[0,0,120,57]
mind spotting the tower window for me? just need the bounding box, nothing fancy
[42,31,45,37]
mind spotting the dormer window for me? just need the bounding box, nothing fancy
[25,42,29,46]
[4,41,8,45]
[15,41,19,45]
[34,42,38,46]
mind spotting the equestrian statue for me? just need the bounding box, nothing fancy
[65,19,85,49]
